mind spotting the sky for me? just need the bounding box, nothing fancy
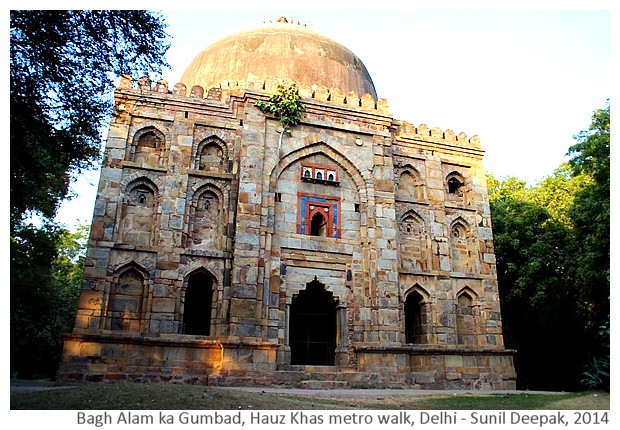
[50,2,612,230]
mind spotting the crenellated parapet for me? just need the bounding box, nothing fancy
[392,119,482,152]
[118,74,389,114]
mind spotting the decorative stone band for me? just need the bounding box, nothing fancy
[118,74,387,112]
[118,74,480,150]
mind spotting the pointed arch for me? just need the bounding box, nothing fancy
[119,177,159,247]
[182,268,216,336]
[268,141,365,241]
[310,210,328,236]
[290,278,338,365]
[404,284,431,344]
[107,262,149,331]
[449,217,479,273]
[456,286,479,346]
[125,177,159,201]
[450,217,470,240]
[456,285,479,302]
[268,141,367,199]
[396,166,425,201]
[446,170,469,204]
[399,209,425,235]
[188,183,226,250]
[195,136,228,172]
[399,210,428,271]
[130,126,166,165]
[405,283,431,300]
[446,170,465,192]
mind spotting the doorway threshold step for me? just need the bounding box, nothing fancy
[292,365,338,372]
[300,380,349,390]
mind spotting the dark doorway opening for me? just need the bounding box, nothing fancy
[183,271,213,335]
[405,291,424,344]
[290,279,336,365]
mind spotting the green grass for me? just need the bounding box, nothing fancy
[10,382,609,410]
[412,392,609,410]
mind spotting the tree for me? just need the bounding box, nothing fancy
[255,82,305,150]
[529,163,591,228]
[488,102,610,391]
[11,224,88,378]
[566,103,610,303]
[489,179,581,390]
[566,102,610,389]
[10,10,170,379]
[10,10,170,228]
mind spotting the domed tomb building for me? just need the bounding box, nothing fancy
[58,18,516,389]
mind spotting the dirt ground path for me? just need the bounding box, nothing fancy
[9,379,567,397]
[220,386,567,398]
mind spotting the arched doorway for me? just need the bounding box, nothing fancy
[404,290,425,344]
[290,279,337,365]
[183,271,214,335]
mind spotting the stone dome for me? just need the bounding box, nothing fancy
[180,18,377,98]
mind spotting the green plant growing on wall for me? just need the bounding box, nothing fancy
[255,82,305,150]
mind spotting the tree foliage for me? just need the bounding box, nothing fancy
[10,10,170,379]
[490,178,582,389]
[490,102,610,391]
[10,10,170,228]
[11,224,88,378]
[255,82,305,137]
[566,103,610,333]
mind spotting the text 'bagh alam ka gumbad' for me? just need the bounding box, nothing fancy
[57,17,517,389]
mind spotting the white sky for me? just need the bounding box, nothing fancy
[49,2,612,230]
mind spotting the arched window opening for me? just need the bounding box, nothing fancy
[183,272,214,336]
[397,168,424,201]
[298,194,340,238]
[405,291,425,344]
[138,131,159,148]
[401,214,423,236]
[197,140,225,172]
[447,176,462,194]
[310,211,327,236]
[132,128,164,165]
[446,172,467,204]
[129,186,154,207]
[452,224,465,239]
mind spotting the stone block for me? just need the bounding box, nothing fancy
[151,297,175,313]
[78,291,104,310]
[412,371,437,384]
[445,355,463,369]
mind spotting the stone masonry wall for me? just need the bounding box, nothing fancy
[60,75,515,389]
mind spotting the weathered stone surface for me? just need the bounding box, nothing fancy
[58,19,515,390]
